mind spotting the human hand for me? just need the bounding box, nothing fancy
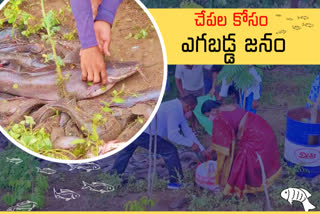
[91,0,102,19]
[191,143,200,152]
[94,21,112,56]
[80,46,107,84]
[209,88,215,97]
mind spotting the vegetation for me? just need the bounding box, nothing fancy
[40,0,67,98]
[0,146,49,208]
[124,196,155,211]
[0,0,42,37]
[6,116,76,159]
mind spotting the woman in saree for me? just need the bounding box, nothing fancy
[201,100,281,197]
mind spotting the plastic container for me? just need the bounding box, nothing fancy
[284,107,320,177]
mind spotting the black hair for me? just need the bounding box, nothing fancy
[228,84,240,103]
[181,94,198,106]
[201,100,222,114]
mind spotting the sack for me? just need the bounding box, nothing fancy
[195,160,220,191]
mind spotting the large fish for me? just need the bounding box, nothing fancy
[0,62,140,101]
[109,88,161,108]
[0,98,46,127]
[33,99,122,142]
[0,51,47,70]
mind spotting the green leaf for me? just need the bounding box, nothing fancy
[12,84,18,89]
[103,106,111,113]
[70,138,86,145]
[113,97,124,104]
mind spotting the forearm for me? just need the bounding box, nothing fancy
[181,123,204,151]
[212,72,218,89]
[96,0,122,25]
[175,78,184,96]
[70,0,97,49]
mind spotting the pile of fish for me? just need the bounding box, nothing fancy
[0,28,161,159]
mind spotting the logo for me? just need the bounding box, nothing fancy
[281,188,316,212]
[294,148,319,165]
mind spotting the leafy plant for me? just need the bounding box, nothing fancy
[40,0,66,98]
[63,30,77,41]
[71,113,106,157]
[124,196,155,211]
[134,28,148,39]
[0,0,41,37]
[0,146,49,208]
[6,116,75,159]
[97,173,123,197]
[217,65,274,108]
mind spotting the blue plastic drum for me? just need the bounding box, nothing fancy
[284,107,320,177]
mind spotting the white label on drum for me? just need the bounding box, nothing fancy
[284,138,320,167]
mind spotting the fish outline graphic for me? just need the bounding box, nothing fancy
[6,157,23,165]
[281,188,316,211]
[53,188,80,201]
[36,167,57,175]
[82,181,115,194]
[67,163,101,172]
[7,200,37,211]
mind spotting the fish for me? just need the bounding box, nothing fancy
[0,43,43,54]
[276,30,286,34]
[302,23,314,28]
[36,167,57,175]
[108,88,161,108]
[281,188,316,211]
[33,99,122,142]
[59,112,71,127]
[0,61,140,101]
[0,51,47,70]
[0,98,46,127]
[292,25,302,30]
[286,18,294,21]
[6,157,23,165]
[7,200,38,211]
[53,188,80,201]
[67,162,101,172]
[297,16,309,20]
[82,181,115,193]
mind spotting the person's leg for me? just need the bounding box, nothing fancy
[111,133,149,174]
[139,135,183,184]
[204,79,212,94]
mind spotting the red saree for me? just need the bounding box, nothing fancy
[211,109,281,197]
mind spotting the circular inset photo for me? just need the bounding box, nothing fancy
[0,0,166,163]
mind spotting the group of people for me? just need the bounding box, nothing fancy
[2,0,283,197]
[111,65,282,197]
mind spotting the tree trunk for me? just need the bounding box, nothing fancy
[290,0,299,7]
